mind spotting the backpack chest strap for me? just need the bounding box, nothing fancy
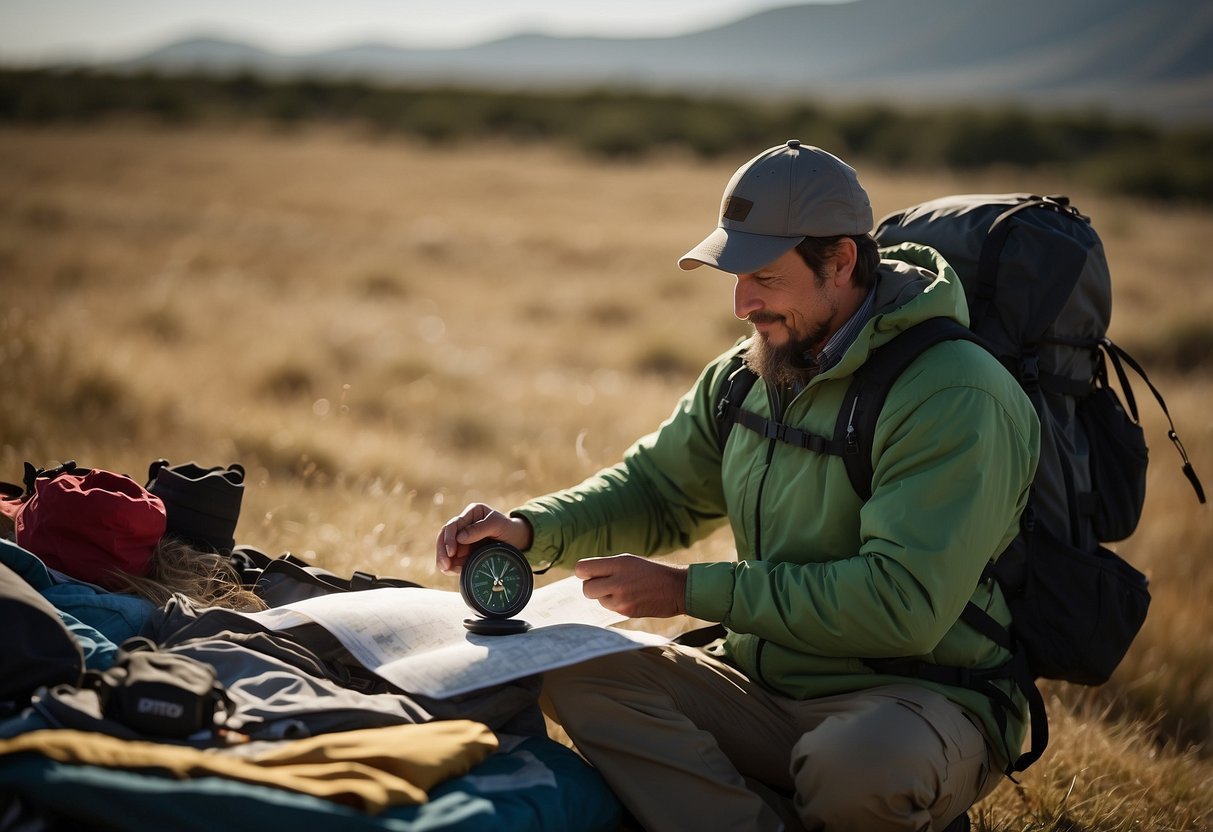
[721,318,981,501]
[726,405,843,455]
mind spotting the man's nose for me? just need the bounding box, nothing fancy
[734,277,762,321]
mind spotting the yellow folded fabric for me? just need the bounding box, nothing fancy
[0,721,498,812]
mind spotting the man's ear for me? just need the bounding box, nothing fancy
[830,237,858,286]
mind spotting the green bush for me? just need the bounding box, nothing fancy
[573,105,652,159]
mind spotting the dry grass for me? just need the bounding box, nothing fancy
[1,122,1210,830]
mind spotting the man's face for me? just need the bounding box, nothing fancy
[734,247,840,381]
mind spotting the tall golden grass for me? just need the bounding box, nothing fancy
[1,122,1209,830]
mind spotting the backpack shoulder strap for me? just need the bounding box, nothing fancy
[714,352,760,451]
[838,317,982,501]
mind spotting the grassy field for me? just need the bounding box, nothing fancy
[1,122,1210,830]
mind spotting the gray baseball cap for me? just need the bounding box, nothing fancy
[678,139,873,273]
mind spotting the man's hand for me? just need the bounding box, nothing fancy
[575,555,688,619]
[435,503,533,574]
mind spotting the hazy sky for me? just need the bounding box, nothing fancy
[0,1,846,64]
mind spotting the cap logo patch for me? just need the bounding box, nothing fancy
[722,196,754,222]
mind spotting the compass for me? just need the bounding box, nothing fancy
[459,540,534,635]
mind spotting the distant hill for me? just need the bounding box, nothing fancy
[115,0,1213,124]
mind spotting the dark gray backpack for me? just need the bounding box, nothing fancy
[876,194,1205,771]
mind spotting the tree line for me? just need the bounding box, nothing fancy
[3,68,1210,205]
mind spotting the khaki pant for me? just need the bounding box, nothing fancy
[541,644,1002,832]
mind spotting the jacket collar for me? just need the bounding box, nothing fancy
[816,243,968,384]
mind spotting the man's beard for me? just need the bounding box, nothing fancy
[743,319,831,388]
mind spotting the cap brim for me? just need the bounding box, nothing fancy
[677,227,803,273]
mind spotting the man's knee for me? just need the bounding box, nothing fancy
[786,691,987,832]
[790,712,936,830]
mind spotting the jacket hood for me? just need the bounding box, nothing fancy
[825,243,969,382]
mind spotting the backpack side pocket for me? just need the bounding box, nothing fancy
[1079,383,1148,542]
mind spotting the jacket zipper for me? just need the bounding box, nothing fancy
[752,439,778,563]
[752,382,784,562]
[749,382,785,688]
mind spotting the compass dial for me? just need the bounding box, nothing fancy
[459,540,533,620]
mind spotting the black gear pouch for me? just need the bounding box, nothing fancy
[995,528,1150,685]
[95,637,231,739]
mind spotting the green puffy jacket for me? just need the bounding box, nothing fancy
[514,243,1041,768]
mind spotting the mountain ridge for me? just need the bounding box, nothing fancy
[112,0,1213,124]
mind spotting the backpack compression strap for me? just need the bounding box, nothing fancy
[1098,338,1206,504]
